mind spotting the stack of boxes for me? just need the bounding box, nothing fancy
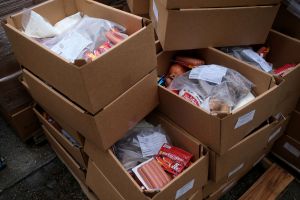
[3,0,300,200]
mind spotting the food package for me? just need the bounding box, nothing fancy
[168,65,254,114]
[132,158,172,190]
[114,121,171,172]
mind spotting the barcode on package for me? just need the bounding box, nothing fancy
[268,127,282,143]
[175,179,195,199]
[228,163,244,178]
[235,110,256,129]
[153,0,159,21]
[284,143,300,158]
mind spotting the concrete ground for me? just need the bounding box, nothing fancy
[0,115,299,200]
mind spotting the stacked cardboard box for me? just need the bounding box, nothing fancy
[127,0,149,15]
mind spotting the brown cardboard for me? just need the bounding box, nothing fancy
[23,69,158,150]
[160,0,281,9]
[7,105,41,141]
[296,100,300,112]
[84,112,209,200]
[272,135,300,171]
[273,4,300,40]
[286,111,300,142]
[3,0,157,115]
[127,0,149,15]
[150,0,279,50]
[86,160,126,200]
[42,126,86,182]
[157,48,280,155]
[33,106,88,169]
[209,118,282,182]
[188,190,202,200]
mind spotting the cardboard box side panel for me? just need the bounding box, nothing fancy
[23,69,101,145]
[221,85,279,152]
[82,24,157,112]
[156,51,177,76]
[161,5,279,50]
[86,160,125,200]
[43,126,86,182]
[158,86,221,153]
[34,108,87,169]
[127,0,149,15]
[188,190,202,200]
[286,111,300,142]
[267,117,290,146]
[163,0,281,9]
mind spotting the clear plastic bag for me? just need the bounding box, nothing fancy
[168,65,254,114]
[41,15,128,62]
[113,121,171,172]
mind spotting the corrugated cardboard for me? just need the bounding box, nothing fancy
[160,0,281,9]
[286,111,300,143]
[43,126,86,182]
[188,190,202,200]
[84,112,209,200]
[33,105,88,169]
[265,30,300,117]
[7,105,41,141]
[127,0,149,15]
[272,135,300,171]
[273,4,300,40]
[23,69,158,151]
[157,48,280,155]
[3,0,157,115]
[150,0,279,50]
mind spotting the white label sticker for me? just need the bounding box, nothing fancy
[241,49,273,72]
[235,110,256,129]
[268,127,282,143]
[175,179,195,199]
[189,65,227,84]
[51,31,92,62]
[137,132,167,158]
[152,0,159,21]
[222,181,237,194]
[284,143,300,158]
[228,163,244,178]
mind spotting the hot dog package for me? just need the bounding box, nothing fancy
[155,143,193,176]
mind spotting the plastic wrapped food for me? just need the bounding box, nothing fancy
[168,65,254,114]
[114,121,171,172]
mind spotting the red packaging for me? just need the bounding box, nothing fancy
[155,143,193,176]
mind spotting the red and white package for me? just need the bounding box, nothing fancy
[179,88,202,107]
[155,143,193,176]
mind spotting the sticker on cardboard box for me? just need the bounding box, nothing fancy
[235,110,256,129]
[189,65,227,84]
[228,163,244,178]
[284,142,300,158]
[268,127,282,143]
[137,132,167,158]
[152,0,159,21]
[175,179,195,199]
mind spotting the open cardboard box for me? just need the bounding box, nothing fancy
[157,47,280,155]
[214,30,300,117]
[3,0,157,115]
[84,112,209,200]
[42,125,86,182]
[22,68,158,151]
[149,0,279,51]
[33,104,88,169]
[159,0,281,9]
[127,0,149,15]
[210,116,288,182]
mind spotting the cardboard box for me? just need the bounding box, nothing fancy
[209,117,287,182]
[157,48,280,155]
[188,190,202,200]
[149,0,279,50]
[127,0,149,15]
[286,111,300,142]
[205,178,239,200]
[160,0,281,9]
[85,113,209,200]
[272,135,300,171]
[273,4,300,40]
[23,69,158,150]
[3,0,157,115]
[33,105,88,169]
[43,126,86,182]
